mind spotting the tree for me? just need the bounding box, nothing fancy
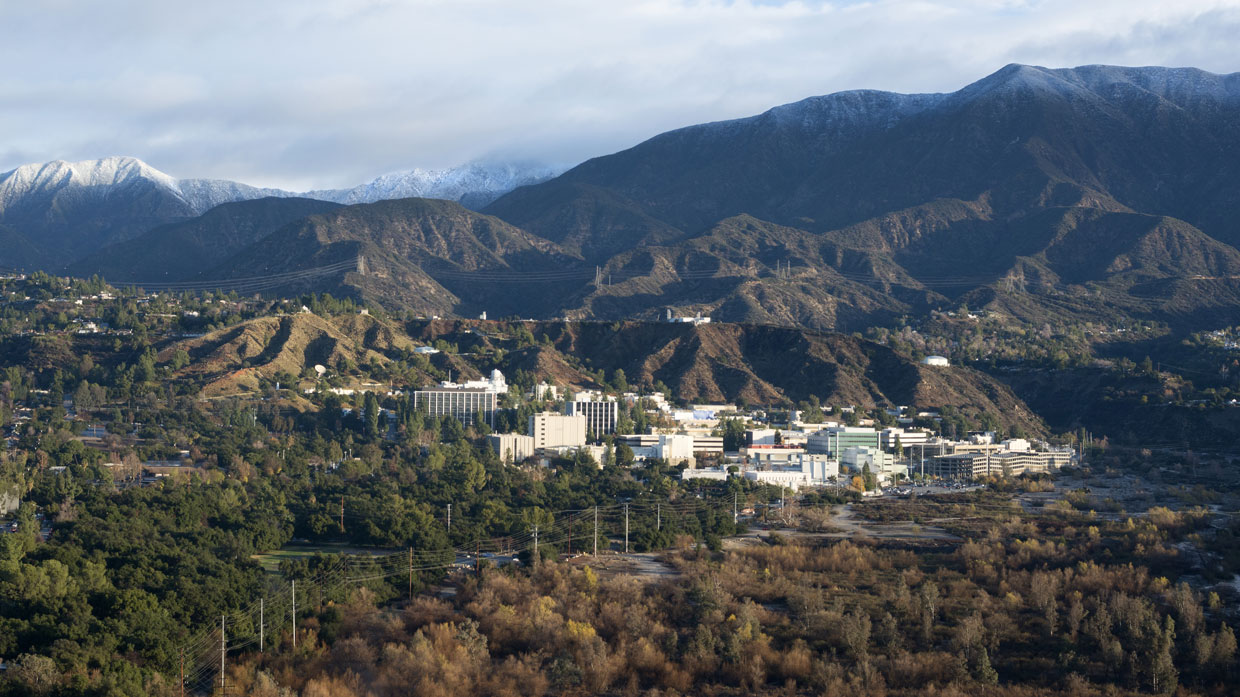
[364,392,381,440]
[1149,616,1178,695]
[718,418,746,452]
[610,369,628,393]
[614,443,635,467]
[521,506,555,563]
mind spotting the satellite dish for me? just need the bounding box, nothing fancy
[314,364,327,377]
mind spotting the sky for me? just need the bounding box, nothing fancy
[1,0,1238,190]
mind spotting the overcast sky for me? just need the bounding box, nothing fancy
[1,0,1238,190]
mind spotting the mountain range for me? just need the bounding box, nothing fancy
[0,157,562,271]
[12,63,1240,332]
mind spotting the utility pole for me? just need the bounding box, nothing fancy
[657,503,661,531]
[624,503,629,554]
[408,548,414,602]
[733,491,738,523]
[532,525,539,569]
[475,541,481,578]
[568,518,573,555]
[593,506,599,556]
[179,647,185,697]
[220,615,226,695]
[446,503,451,531]
[339,495,344,533]
[259,598,264,653]
[291,580,297,650]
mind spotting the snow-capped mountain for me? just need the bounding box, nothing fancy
[0,156,566,220]
[0,156,298,217]
[306,161,565,209]
[0,155,568,270]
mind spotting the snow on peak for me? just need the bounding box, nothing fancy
[0,156,179,208]
[0,155,569,218]
[307,161,566,207]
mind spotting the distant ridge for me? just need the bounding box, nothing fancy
[0,156,565,269]
[306,161,566,209]
[14,64,1240,332]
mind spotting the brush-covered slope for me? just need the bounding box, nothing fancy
[205,198,582,318]
[160,311,419,397]
[409,319,1045,435]
[68,197,342,283]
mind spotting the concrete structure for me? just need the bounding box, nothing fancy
[666,309,712,325]
[881,427,931,451]
[656,434,696,466]
[930,448,1073,481]
[531,381,559,401]
[922,355,950,366]
[529,412,586,448]
[745,455,841,491]
[692,435,724,453]
[840,445,902,484]
[413,369,506,427]
[744,469,815,490]
[490,433,535,463]
[539,444,608,468]
[566,396,619,437]
[806,427,881,457]
[680,468,732,482]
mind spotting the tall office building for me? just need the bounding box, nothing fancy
[413,370,506,428]
[566,396,619,437]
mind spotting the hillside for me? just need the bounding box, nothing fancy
[482,64,1240,329]
[68,197,342,283]
[154,314,1042,434]
[13,65,1240,332]
[409,319,1046,435]
[160,311,420,397]
[204,197,581,317]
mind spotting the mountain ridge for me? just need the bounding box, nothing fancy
[12,63,1240,334]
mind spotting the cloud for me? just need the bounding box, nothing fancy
[0,0,1237,189]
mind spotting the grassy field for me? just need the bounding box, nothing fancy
[251,543,401,573]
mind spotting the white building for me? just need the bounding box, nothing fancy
[531,381,559,401]
[680,468,731,482]
[566,395,619,437]
[529,412,587,448]
[490,433,535,463]
[666,309,712,325]
[656,434,696,466]
[413,369,507,428]
[881,428,931,451]
[922,355,950,366]
[840,446,903,484]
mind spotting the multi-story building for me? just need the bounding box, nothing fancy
[880,427,931,451]
[930,448,1073,480]
[529,412,587,448]
[489,433,535,463]
[840,445,903,484]
[656,434,696,465]
[413,369,506,428]
[806,427,881,457]
[566,396,618,437]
